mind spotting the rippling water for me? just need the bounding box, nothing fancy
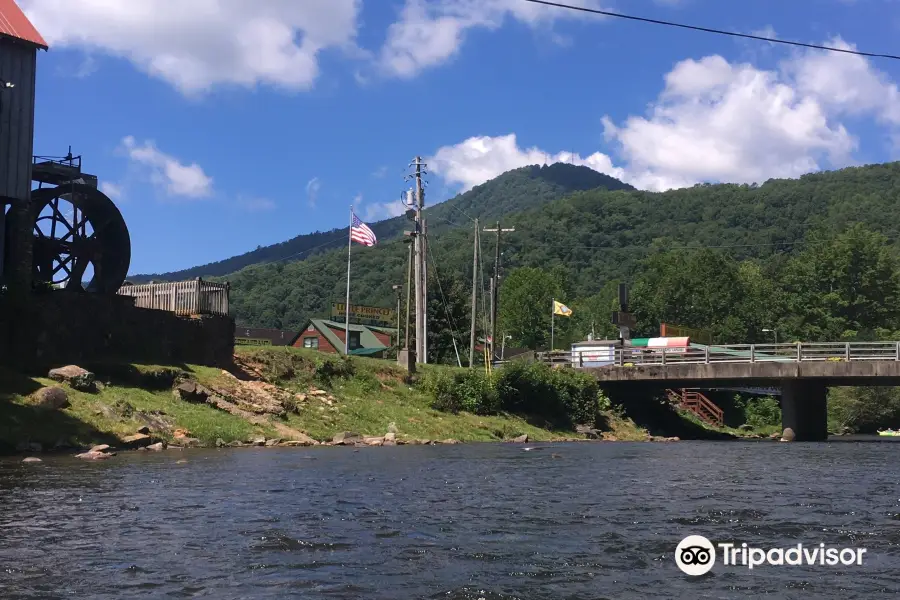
[2,440,900,599]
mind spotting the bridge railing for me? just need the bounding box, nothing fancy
[539,341,900,369]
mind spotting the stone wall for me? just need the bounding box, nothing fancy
[0,291,234,372]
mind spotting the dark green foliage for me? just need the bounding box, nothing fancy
[742,396,782,429]
[494,361,601,427]
[419,369,499,415]
[829,387,900,433]
[419,362,601,428]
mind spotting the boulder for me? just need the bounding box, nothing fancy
[332,431,361,445]
[172,381,210,403]
[264,438,282,447]
[384,432,397,442]
[90,444,111,453]
[173,428,191,439]
[439,439,460,445]
[228,441,246,448]
[309,389,328,397]
[279,440,314,447]
[136,426,151,435]
[32,386,70,410]
[418,439,432,445]
[121,433,152,449]
[179,437,202,448]
[511,434,528,443]
[146,442,166,452]
[76,450,115,460]
[215,438,227,448]
[249,436,266,446]
[364,437,384,446]
[48,365,96,392]
[780,428,796,442]
[22,457,42,463]
[294,393,308,402]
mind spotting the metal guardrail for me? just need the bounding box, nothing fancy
[538,342,900,369]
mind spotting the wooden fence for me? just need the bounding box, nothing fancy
[117,278,230,316]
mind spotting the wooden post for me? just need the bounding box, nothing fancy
[194,277,202,315]
[224,281,230,315]
[797,342,802,362]
[845,342,851,361]
[750,344,755,363]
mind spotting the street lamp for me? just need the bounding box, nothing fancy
[762,328,778,345]
[0,80,14,89]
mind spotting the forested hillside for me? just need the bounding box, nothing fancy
[132,163,631,282]
[217,161,900,333]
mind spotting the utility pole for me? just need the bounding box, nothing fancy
[483,221,515,362]
[404,241,413,352]
[409,157,428,365]
[469,219,479,368]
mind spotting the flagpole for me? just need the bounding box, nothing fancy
[551,297,555,351]
[345,206,352,355]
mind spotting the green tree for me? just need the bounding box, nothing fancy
[630,249,752,342]
[779,225,900,341]
[425,268,470,365]
[499,267,568,350]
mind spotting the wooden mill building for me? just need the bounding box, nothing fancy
[0,0,47,291]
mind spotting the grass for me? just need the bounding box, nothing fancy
[0,365,270,451]
[0,346,650,452]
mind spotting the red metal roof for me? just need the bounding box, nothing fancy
[0,0,48,50]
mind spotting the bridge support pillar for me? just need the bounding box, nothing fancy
[780,380,828,441]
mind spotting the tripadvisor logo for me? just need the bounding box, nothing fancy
[675,535,868,575]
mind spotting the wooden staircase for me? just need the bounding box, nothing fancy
[666,389,724,428]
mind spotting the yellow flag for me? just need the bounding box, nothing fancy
[553,300,573,317]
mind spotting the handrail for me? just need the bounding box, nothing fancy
[540,341,900,369]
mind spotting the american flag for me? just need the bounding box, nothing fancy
[350,213,377,246]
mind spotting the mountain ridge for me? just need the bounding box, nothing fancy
[131,163,633,282]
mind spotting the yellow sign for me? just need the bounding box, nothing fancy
[235,338,273,346]
[331,302,396,327]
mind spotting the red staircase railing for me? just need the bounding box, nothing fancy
[666,389,724,428]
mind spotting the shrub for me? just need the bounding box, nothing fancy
[420,369,499,415]
[743,396,782,428]
[494,362,601,427]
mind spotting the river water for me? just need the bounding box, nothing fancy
[1,440,899,599]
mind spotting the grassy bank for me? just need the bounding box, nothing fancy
[0,347,650,452]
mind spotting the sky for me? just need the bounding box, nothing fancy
[18,0,900,275]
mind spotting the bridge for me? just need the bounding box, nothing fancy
[540,342,900,441]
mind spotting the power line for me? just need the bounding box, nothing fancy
[521,0,900,61]
[426,234,465,367]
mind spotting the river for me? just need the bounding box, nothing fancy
[1,440,899,599]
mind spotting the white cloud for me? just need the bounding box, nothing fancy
[378,0,602,78]
[99,181,123,200]
[430,41,900,193]
[120,136,213,198]
[364,199,407,222]
[429,133,628,192]
[306,177,321,207]
[20,0,361,95]
[372,166,389,178]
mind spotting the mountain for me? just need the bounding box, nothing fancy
[131,163,633,282]
[216,161,900,332]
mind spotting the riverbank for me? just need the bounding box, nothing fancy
[0,347,657,455]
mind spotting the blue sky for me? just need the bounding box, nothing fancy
[20,0,900,275]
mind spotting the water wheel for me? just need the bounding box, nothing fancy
[4,183,130,293]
